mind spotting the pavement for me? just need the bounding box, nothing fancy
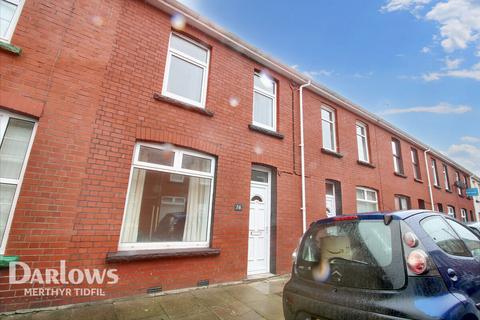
[0,275,289,320]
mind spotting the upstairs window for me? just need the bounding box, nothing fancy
[321,106,336,151]
[431,159,440,187]
[0,110,36,254]
[356,187,378,213]
[356,122,369,162]
[120,143,215,250]
[0,0,24,43]
[455,171,462,196]
[391,138,404,175]
[162,33,210,108]
[252,72,277,131]
[410,148,421,180]
[443,164,451,191]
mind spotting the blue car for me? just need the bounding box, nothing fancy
[283,210,480,320]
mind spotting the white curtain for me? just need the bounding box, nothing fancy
[121,169,146,243]
[183,177,210,242]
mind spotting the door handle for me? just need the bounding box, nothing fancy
[447,268,458,282]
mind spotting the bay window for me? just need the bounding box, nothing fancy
[162,33,210,108]
[119,143,215,250]
[253,72,277,131]
[0,110,36,254]
[356,187,378,213]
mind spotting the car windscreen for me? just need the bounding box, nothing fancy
[296,219,405,290]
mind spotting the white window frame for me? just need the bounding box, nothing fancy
[161,32,210,108]
[394,195,410,210]
[431,159,440,187]
[391,138,403,174]
[447,205,455,218]
[356,121,369,162]
[321,106,337,152]
[0,109,37,254]
[0,0,25,43]
[356,187,378,212]
[411,148,421,180]
[118,142,215,251]
[460,208,467,223]
[443,164,451,191]
[252,72,277,131]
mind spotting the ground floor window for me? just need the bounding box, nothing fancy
[356,187,378,213]
[0,110,36,254]
[460,208,467,223]
[119,143,215,250]
[394,195,410,210]
[447,205,456,219]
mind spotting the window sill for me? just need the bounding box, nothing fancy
[414,178,424,184]
[153,93,214,117]
[446,189,453,194]
[248,124,284,139]
[0,41,22,55]
[106,247,220,263]
[433,185,442,190]
[321,148,344,158]
[394,172,407,179]
[0,255,19,268]
[357,160,375,168]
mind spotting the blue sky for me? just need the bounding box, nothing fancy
[178,0,480,175]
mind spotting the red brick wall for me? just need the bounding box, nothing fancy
[0,0,475,312]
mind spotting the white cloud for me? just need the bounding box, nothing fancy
[446,143,480,175]
[303,69,333,78]
[425,0,480,52]
[352,71,374,79]
[461,136,480,143]
[423,62,480,80]
[380,102,472,115]
[421,46,431,53]
[381,0,431,12]
[444,57,463,69]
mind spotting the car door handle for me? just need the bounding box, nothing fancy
[447,268,458,282]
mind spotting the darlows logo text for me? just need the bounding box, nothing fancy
[9,261,119,297]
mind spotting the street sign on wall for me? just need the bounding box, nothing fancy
[466,188,479,197]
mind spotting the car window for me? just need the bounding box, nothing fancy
[421,216,471,257]
[296,220,404,290]
[446,219,480,258]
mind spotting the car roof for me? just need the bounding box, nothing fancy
[314,210,434,225]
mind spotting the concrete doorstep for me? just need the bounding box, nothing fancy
[0,275,290,320]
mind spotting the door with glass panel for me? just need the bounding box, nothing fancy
[248,166,271,275]
[0,111,36,253]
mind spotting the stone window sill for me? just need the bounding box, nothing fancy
[446,189,453,194]
[357,160,375,168]
[433,185,442,190]
[414,178,424,184]
[153,93,214,117]
[394,172,407,179]
[0,41,22,55]
[248,124,284,139]
[321,148,344,158]
[106,248,220,263]
[0,255,19,268]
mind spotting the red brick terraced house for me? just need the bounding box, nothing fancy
[0,0,478,312]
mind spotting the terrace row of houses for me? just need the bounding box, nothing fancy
[0,0,478,312]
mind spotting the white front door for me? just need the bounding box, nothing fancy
[248,168,271,275]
